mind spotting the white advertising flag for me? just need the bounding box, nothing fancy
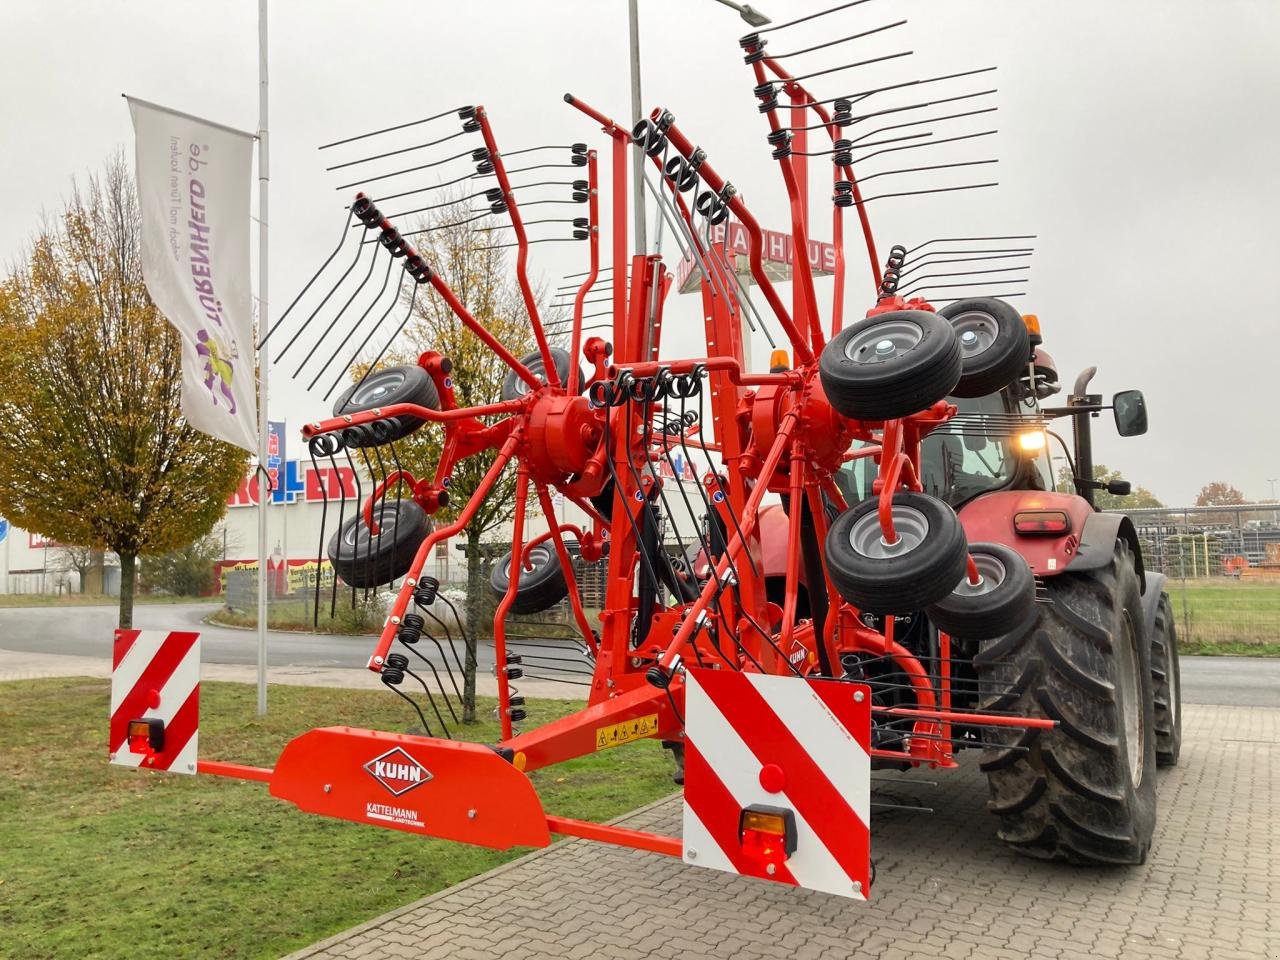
[128,96,258,453]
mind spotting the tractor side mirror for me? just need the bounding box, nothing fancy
[1106,479,1131,496]
[1112,390,1147,437]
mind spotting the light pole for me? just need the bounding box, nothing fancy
[627,0,771,258]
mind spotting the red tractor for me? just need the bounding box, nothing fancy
[110,6,1181,893]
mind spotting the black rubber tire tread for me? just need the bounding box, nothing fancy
[819,311,961,421]
[1151,593,1182,767]
[489,542,573,615]
[974,539,1157,865]
[333,365,440,446]
[824,491,968,614]
[926,541,1037,639]
[327,499,429,588]
[938,297,1031,399]
[501,347,584,401]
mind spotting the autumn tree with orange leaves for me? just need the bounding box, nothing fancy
[0,155,247,628]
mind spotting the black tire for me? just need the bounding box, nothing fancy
[975,539,1157,865]
[938,298,1031,399]
[1151,592,1182,767]
[489,541,572,614]
[819,311,961,421]
[327,499,430,589]
[501,347,584,401]
[926,542,1037,639]
[333,365,440,445]
[824,491,968,614]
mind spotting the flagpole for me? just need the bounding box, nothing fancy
[255,0,270,716]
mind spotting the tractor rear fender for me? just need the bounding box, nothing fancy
[959,490,1149,593]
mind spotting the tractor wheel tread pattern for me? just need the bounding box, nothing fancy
[1151,593,1182,766]
[975,539,1157,865]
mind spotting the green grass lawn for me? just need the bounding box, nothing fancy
[1166,578,1280,655]
[0,678,675,960]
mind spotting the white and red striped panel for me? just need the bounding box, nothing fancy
[109,630,200,774]
[682,668,872,899]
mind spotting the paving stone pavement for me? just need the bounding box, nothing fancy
[284,704,1279,960]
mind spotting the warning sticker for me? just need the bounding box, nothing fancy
[595,713,660,751]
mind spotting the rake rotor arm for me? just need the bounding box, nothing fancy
[533,485,600,657]
[300,398,529,440]
[659,118,814,365]
[567,150,600,395]
[475,107,560,389]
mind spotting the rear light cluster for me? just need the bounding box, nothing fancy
[1013,510,1071,535]
[739,805,796,875]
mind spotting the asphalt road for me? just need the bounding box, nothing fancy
[0,602,1275,705]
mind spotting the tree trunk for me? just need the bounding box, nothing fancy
[462,530,483,723]
[118,551,137,629]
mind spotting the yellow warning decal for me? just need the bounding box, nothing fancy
[594,713,660,751]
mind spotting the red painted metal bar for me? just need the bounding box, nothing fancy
[302,398,526,439]
[875,705,1057,730]
[568,150,600,395]
[761,61,883,296]
[367,432,522,671]
[475,106,559,389]
[360,469,414,535]
[533,484,599,656]
[492,466,532,740]
[430,272,543,391]
[660,118,814,365]
[749,57,824,359]
[560,95,630,359]
[779,446,806,657]
[197,760,273,783]
[545,816,683,858]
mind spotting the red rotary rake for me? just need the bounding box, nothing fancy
[113,3,1176,897]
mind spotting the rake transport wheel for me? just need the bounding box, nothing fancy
[500,347,585,401]
[937,297,1030,399]
[1151,592,1182,767]
[328,499,430,588]
[333,364,440,444]
[819,310,961,421]
[490,542,571,614]
[926,542,1037,640]
[825,492,968,614]
[974,539,1157,865]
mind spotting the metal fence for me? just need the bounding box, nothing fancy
[1112,503,1280,650]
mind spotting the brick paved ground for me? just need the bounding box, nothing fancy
[284,704,1279,960]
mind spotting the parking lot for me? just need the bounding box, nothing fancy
[286,702,1278,960]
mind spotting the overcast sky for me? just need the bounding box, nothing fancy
[2,0,1277,505]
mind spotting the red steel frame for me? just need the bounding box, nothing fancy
[193,80,1053,859]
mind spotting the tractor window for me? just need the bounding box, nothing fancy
[919,394,1020,508]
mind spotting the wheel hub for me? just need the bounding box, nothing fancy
[848,505,930,558]
[843,319,924,364]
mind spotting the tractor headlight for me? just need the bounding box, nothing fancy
[1016,430,1046,454]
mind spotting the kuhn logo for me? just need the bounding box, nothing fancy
[363,747,433,797]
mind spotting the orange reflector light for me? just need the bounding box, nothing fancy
[1014,510,1071,535]
[739,804,797,869]
[128,717,165,753]
[769,349,791,373]
[1022,313,1041,337]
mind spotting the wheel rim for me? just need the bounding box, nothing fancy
[349,369,407,407]
[953,552,1005,597]
[848,506,929,558]
[504,545,552,580]
[950,309,999,361]
[1115,611,1145,786]
[345,503,407,547]
[843,319,924,364]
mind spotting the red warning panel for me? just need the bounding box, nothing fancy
[109,630,201,774]
[681,669,872,900]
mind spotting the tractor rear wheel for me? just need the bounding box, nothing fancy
[1151,592,1182,767]
[974,539,1157,864]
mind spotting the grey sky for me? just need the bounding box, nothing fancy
[2,1,1277,505]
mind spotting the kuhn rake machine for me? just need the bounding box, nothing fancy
[112,1,1179,897]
